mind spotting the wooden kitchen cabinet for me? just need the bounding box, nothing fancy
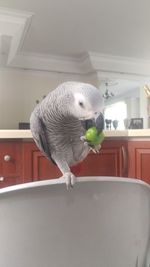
[1,138,150,189]
[22,142,61,182]
[22,140,128,182]
[128,140,150,184]
[0,141,23,188]
[79,140,128,177]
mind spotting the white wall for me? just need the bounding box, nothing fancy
[126,97,140,120]
[0,68,147,129]
[0,69,98,129]
[140,86,149,128]
[104,87,145,129]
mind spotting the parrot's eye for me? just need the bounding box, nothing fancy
[79,101,84,108]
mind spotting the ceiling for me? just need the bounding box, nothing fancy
[0,0,150,59]
[0,0,150,93]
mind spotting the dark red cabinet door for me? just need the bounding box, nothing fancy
[0,141,22,188]
[128,141,150,184]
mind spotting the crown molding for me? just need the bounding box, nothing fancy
[10,52,92,74]
[0,7,33,64]
[1,7,150,79]
[6,49,150,79]
[89,52,150,77]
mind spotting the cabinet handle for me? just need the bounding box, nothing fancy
[4,155,11,162]
[121,145,128,177]
[0,177,4,182]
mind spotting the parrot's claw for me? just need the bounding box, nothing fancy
[81,136,102,153]
[81,135,101,153]
[90,144,101,154]
[90,147,97,153]
[63,172,76,190]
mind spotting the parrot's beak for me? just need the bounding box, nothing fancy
[94,113,104,132]
[81,112,104,132]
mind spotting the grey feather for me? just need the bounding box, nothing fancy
[30,110,56,164]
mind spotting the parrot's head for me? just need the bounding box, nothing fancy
[70,83,104,120]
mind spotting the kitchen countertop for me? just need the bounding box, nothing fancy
[0,129,149,139]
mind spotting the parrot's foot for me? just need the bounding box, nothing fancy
[80,135,101,153]
[80,136,89,147]
[80,135,85,141]
[90,144,101,153]
[63,172,76,190]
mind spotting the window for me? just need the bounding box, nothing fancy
[104,101,127,130]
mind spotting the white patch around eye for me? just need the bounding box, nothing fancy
[74,93,85,105]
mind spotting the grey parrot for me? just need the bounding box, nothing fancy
[30,81,104,189]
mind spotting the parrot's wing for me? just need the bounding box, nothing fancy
[31,115,56,165]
